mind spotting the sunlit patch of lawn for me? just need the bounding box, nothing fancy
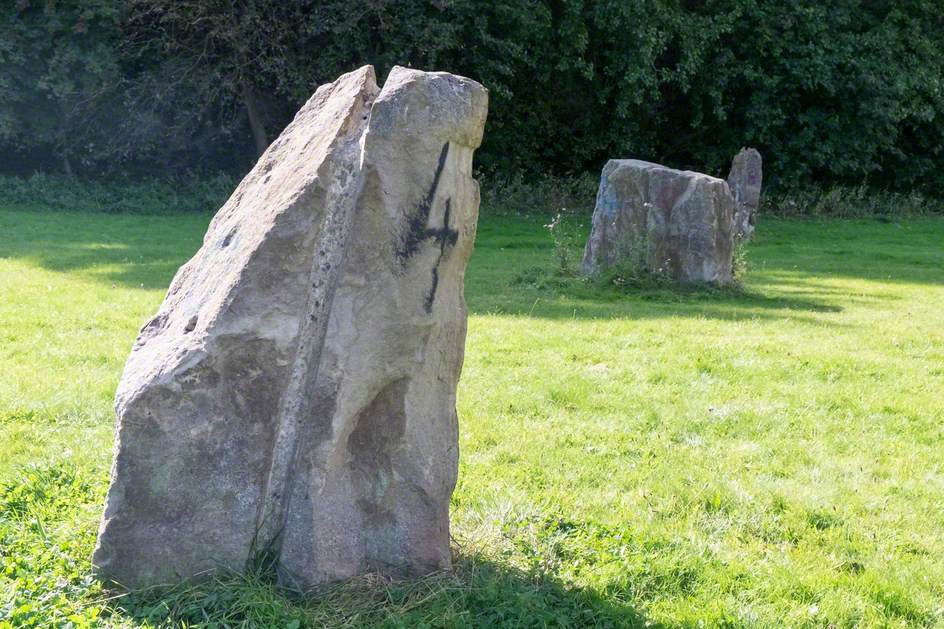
[1,208,942,627]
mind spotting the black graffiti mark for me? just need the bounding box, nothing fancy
[396,142,459,313]
[424,199,458,313]
[398,142,451,260]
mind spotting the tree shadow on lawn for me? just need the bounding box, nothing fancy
[109,551,657,628]
[0,210,208,291]
[3,226,851,327]
[3,210,941,322]
[754,217,944,287]
[11,240,187,290]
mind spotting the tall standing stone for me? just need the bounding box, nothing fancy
[726,147,763,240]
[581,159,736,284]
[93,65,488,589]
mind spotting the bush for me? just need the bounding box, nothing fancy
[762,186,944,218]
[480,172,599,215]
[3,1,943,201]
[0,173,236,214]
[3,172,942,221]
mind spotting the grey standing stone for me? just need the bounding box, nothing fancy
[581,159,735,284]
[93,65,488,590]
[726,147,763,240]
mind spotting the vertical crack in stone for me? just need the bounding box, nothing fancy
[252,137,365,569]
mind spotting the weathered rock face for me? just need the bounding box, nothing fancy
[581,159,735,284]
[93,65,488,590]
[726,147,762,240]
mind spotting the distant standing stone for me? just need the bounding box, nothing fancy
[581,159,735,284]
[726,147,763,240]
[93,65,488,590]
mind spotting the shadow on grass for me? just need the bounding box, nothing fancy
[3,210,942,323]
[0,209,208,290]
[753,218,944,286]
[475,213,944,285]
[108,551,654,628]
[465,216,944,322]
[466,265,849,325]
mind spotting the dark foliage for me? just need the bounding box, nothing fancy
[1,0,942,194]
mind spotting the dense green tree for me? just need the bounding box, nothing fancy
[1,0,942,193]
[122,0,314,158]
[0,0,122,175]
[675,0,944,188]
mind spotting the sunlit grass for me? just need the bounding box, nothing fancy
[2,208,943,627]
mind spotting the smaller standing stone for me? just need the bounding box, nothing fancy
[581,159,735,284]
[726,148,762,240]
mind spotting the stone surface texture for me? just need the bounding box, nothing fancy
[726,147,763,240]
[93,65,488,590]
[581,159,735,284]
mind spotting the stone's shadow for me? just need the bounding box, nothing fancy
[476,214,944,285]
[5,228,849,325]
[111,551,656,627]
[439,551,656,627]
[465,215,944,322]
[467,267,850,324]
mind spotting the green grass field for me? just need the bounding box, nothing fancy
[1,208,943,628]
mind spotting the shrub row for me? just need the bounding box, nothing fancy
[3,173,940,218]
[2,1,942,196]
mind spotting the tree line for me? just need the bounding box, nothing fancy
[2,0,942,193]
